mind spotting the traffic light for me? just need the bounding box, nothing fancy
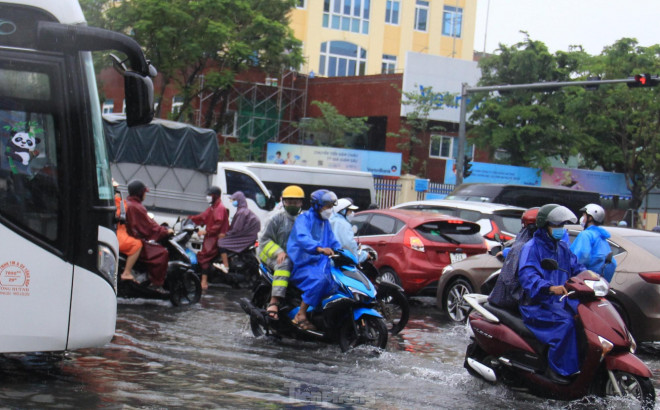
[627,74,660,88]
[463,155,472,178]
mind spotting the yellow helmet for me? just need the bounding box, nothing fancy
[282,185,304,199]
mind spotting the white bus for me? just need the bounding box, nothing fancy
[0,0,155,353]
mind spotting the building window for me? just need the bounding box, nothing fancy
[102,99,114,114]
[296,0,305,8]
[414,0,429,32]
[430,135,474,159]
[319,41,367,77]
[382,54,396,74]
[322,0,370,35]
[171,96,183,115]
[442,5,462,38]
[385,0,400,25]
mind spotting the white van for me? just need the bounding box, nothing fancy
[230,162,376,210]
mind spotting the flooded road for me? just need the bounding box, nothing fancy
[1,286,659,408]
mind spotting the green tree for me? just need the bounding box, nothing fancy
[468,35,579,169]
[296,101,369,148]
[104,0,303,128]
[564,38,660,213]
[388,85,454,175]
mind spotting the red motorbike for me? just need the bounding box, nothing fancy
[464,259,655,408]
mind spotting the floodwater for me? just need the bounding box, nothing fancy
[1,287,659,409]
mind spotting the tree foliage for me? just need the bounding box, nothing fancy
[469,34,660,213]
[96,0,303,130]
[296,101,369,148]
[469,35,578,169]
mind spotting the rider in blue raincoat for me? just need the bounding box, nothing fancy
[518,204,586,378]
[287,189,341,331]
[570,204,617,282]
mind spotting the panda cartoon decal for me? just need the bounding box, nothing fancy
[6,130,40,166]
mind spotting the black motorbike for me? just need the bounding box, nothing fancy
[117,223,202,306]
[176,218,260,288]
[359,245,409,335]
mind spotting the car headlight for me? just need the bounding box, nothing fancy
[442,265,454,275]
[585,278,609,297]
[98,244,118,291]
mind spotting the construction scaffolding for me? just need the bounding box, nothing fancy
[222,70,309,160]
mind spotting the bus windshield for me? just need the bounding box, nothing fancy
[83,53,113,201]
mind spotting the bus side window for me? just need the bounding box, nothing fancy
[0,65,60,243]
[225,169,268,209]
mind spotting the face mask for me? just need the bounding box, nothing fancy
[551,227,566,241]
[206,195,213,204]
[321,208,333,220]
[232,200,239,207]
[579,215,586,228]
[284,205,300,216]
[347,213,355,222]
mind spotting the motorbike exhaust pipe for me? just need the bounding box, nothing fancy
[466,357,497,383]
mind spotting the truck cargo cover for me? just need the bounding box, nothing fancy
[103,114,219,174]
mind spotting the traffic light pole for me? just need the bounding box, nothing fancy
[455,77,641,185]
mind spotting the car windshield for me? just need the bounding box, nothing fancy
[622,235,660,259]
[496,212,525,234]
[414,221,483,244]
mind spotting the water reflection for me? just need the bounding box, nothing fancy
[0,289,657,408]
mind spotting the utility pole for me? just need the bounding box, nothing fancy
[455,76,646,185]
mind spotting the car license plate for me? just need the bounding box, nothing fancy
[450,253,467,264]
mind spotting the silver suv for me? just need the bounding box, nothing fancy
[392,199,526,248]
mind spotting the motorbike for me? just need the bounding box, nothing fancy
[117,221,202,306]
[463,258,655,408]
[174,218,260,288]
[358,245,409,335]
[240,248,388,352]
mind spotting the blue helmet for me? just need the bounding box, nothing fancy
[310,189,338,212]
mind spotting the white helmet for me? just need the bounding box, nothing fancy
[580,203,605,224]
[334,198,359,216]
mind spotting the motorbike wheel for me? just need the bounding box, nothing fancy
[376,288,409,335]
[169,271,202,306]
[444,278,473,322]
[338,315,388,352]
[249,285,271,337]
[602,371,655,410]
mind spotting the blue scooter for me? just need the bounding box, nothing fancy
[240,248,388,352]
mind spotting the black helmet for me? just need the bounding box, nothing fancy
[207,186,221,197]
[127,180,148,197]
[536,204,577,228]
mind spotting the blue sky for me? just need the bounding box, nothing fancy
[474,0,660,55]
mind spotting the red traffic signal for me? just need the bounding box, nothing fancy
[628,74,659,88]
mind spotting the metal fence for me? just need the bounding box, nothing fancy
[374,177,401,209]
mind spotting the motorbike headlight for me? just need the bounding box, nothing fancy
[598,336,614,356]
[628,330,637,354]
[585,278,609,297]
[348,287,370,303]
[98,244,117,291]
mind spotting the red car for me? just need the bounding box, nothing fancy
[352,209,488,295]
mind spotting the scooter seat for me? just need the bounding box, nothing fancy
[483,302,542,351]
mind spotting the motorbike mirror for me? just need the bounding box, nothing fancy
[489,245,502,256]
[540,258,559,271]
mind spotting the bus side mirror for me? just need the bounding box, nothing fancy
[123,71,154,126]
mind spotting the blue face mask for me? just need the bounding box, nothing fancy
[232,200,239,207]
[551,227,566,241]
